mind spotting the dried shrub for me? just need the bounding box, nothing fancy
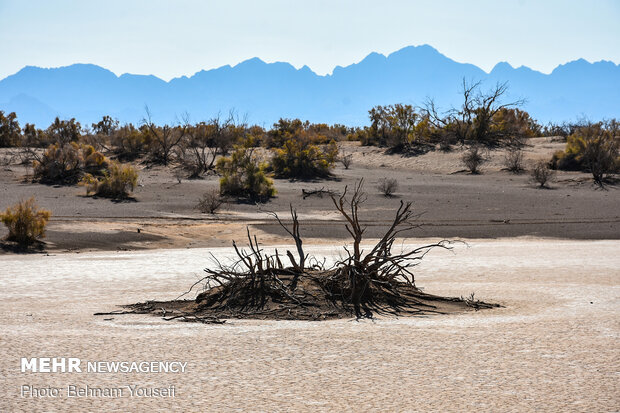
[503,147,525,173]
[461,146,486,174]
[197,189,224,214]
[377,178,398,197]
[340,152,353,169]
[0,197,51,247]
[531,160,555,188]
[82,162,138,199]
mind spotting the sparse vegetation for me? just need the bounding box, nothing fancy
[2,85,615,202]
[531,160,555,188]
[377,178,398,197]
[0,197,51,247]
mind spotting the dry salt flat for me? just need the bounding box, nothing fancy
[0,239,618,412]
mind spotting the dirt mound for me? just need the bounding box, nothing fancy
[121,269,497,323]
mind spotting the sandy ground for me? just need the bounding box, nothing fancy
[1,239,618,412]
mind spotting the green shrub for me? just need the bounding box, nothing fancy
[111,125,147,160]
[0,111,21,147]
[551,122,619,184]
[216,145,275,201]
[271,139,337,179]
[0,197,51,246]
[82,161,138,199]
[45,117,82,145]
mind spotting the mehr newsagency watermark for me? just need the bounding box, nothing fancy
[19,357,185,398]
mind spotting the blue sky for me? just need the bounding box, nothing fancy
[0,0,618,80]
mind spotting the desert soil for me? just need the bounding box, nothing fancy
[0,240,618,412]
[1,138,619,253]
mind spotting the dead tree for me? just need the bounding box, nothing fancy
[424,79,526,146]
[143,106,187,165]
[330,179,366,262]
[266,204,306,271]
[179,118,219,177]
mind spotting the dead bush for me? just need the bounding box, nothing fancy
[462,145,486,174]
[531,160,555,188]
[378,178,398,197]
[503,147,525,173]
[197,189,224,214]
[340,151,353,169]
[0,197,51,247]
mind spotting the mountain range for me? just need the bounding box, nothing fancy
[1,45,618,128]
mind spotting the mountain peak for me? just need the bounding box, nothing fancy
[1,45,618,126]
[235,57,266,68]
[491,61,514,73]
[388,44,441,59]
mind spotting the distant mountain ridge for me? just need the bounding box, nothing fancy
[1,45,618,127]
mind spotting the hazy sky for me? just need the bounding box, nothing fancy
[1,0,618,80]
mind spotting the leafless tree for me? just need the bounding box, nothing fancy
[179,115,218,178]
[424,79,526,146]
[142,106,187,165]
[266,204,306,271]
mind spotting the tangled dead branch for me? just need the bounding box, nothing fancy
[301,187,338,199]
[117,179,498,321]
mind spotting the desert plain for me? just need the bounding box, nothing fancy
[0,138,619,412]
